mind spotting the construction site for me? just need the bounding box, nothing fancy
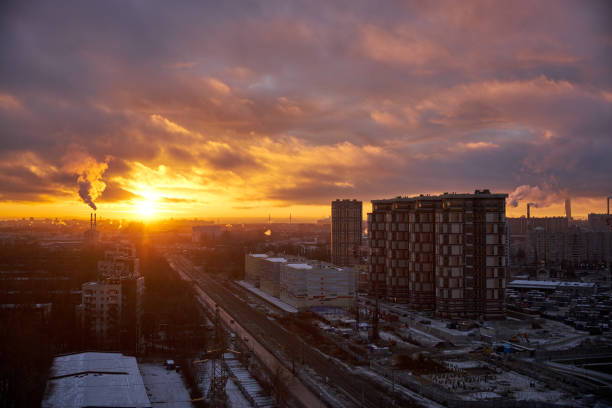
[173,247,612,407]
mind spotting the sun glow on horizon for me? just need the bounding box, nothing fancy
[133,199,158,220]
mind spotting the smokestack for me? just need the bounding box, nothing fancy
[527,203,531,219]
[90,213,93,229]
[527,202,537,219]
[94,213,96,229]
[565,198,572,220]
[608,196,611,215]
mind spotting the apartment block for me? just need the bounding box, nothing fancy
[367,190,508,319]
[192,225,224,244]
[97,244,140,279]
[81,280,122,348]
[82,243,144,350]
[331,199,362,266]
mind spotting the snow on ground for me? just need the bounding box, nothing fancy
[225,377,252,408]
[398,326,443,347]
[381,331,419,348]
[237,280,297,313]
[429,361,585,406]
[542,334,586,351]
[139,363,193,408]
[352,366,444,408]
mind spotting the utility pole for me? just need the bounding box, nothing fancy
[371,280,380,341]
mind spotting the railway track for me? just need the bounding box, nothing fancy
[170,254,419,408]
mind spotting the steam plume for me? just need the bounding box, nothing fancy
[508,184,563,208]
[62,149,109,210]
[78,175,97,210]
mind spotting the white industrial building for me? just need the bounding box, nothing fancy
[245,253,357,310]
[280,262,357,310]
[260,257,288,297]
[245,253,269,287]
[42,352,151,408]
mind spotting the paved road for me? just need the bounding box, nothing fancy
[168,254,420,408]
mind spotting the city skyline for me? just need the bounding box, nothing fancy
[1,1,611,221]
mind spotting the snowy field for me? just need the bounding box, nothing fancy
[429,360,585,406]
[139,362,193,408]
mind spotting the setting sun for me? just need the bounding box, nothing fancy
[133,199,157,219]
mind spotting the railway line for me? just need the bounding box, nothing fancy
[168,253,419,408]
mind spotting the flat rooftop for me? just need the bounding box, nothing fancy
[42,352,151,408]
[372,190,508,203]
[287,263,313,269]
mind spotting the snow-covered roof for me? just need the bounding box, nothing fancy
[265,257,287,263]
[42,352,151,408]
[558,281,596,288]
[249,253,268,258]
[287,263,313,269]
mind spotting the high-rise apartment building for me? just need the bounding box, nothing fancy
[368,190,508,319]
[81,280,122,348]
[81,243,144,351]
[331,199,362,266]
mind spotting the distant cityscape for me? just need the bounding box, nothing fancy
[0,190,610,407]
[2,2,611,407]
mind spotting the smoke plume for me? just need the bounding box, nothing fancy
[62,150,109,210]
[508,184,564,208]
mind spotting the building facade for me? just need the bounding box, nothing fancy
[331,199,362,266]
[245,253,269,287]
[367,190,508,319]
[81,280,122,348]
[279,262,357,310]
[260,257,288,297]
[81,243,144,350]
[245,253,357,310]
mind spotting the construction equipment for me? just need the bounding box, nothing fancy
[510,332,530,344]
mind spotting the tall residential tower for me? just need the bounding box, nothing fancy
[368,190,508,319]
[331,199,363,266]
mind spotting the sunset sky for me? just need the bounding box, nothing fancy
[1,1,611,221]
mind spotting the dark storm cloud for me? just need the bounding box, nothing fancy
[0,0,610,208]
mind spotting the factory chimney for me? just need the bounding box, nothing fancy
[90,213,93,229]
[608,196,612,215]
[565,198,572,221]
[527,203,531,219]
[94,213,97,229]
